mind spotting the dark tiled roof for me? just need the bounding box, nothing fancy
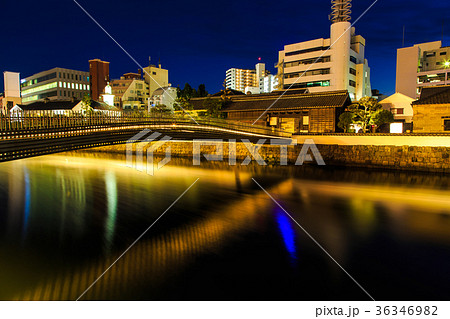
[223,90,350,112]
[17,99,80,111]
[413,85,450,105]
[90,100,120,111]
[211,89,246,97]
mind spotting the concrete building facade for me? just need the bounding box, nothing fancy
[379,93,415,132]
[259,74,279,93]
[111,72,149,110]
[21,67,89,104]
[151,86,178,110]
[277,0,371,101]
[2,71,22,113]
[143,64,169,98]
[396,41,450,99]
[89,59,110,101]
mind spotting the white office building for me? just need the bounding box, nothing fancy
[277,0,371,101]
[396,41,450,99]
[21,67,90,104]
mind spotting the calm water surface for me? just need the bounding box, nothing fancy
[0,151,449,300]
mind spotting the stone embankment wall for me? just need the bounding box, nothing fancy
[83,138,450,173]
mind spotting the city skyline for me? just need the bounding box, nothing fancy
[1,0,449,96]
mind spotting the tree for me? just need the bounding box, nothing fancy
[173,97,193,112]
[178,83,194,99]
[372,109,394,131]
[348,97,382,133]
[197,84,208,97]
[338,112,355,133]
[150,104,172,115]
[202,97,222,118]
[81,94,93,115]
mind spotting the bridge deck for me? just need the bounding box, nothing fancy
[0,115,291,162]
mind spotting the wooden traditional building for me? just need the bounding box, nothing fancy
[189,89,351,134]
[412,85,450,133]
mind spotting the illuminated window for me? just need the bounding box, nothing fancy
[59,81,62,87]
[21,81,58,95]
[76,83,79,90]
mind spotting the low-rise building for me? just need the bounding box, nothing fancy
[188,89,348,133]
[380,93,415,132]
[150,86,177,110]
[412,85,450,133]
[11,98,120,116]
[111,72,149,110]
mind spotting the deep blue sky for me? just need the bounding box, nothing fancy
[1,0,449,96]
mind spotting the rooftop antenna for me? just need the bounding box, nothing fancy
[442,19,444,44]
[149,56,151,67]
[330,0,352,24]
[402,25,405,47]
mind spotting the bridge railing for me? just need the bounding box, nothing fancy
[0,112,291,138]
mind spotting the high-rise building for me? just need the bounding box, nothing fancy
[225,63,269,93]
[259,74,279,94]
[396,41,450,99]
[89,59,110,101]
[143,63,169,98]
[277,0,371,101]
[2,71,22,113]
[21,67,89,104]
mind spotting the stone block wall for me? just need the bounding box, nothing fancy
[84,141,450,173]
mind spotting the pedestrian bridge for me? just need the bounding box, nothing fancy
[0,114,291,162]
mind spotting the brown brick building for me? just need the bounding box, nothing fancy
[89,59,110,101]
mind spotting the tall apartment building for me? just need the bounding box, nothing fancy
[2,71,22,112]
[225,63,269,93]
[259,74,279,93]
[21,67,90,104]
[277,0,371,101]
[143,63,169,98]
[111,72,149,110]
[89,59,110,101]
[396,41,450,99]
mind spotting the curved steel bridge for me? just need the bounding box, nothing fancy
[0,115,291,162]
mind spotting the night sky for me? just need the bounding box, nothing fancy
[2,0,449,96]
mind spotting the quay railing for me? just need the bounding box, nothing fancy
[0,112,291,139]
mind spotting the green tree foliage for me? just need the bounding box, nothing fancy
[337,112,355,133]
[197,84,208,97]
[81,94,93,115]
[348,97,382,132]
[173,97,193,112]
[372,109,394,127]
[202,97,223,118]
[151,104,172,114]
[177,83,208,99]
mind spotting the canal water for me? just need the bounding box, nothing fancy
[0,151,449,300]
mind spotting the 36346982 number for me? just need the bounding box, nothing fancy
[375,306,438,316]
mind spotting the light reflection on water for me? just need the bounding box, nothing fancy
[0,151,448,300]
